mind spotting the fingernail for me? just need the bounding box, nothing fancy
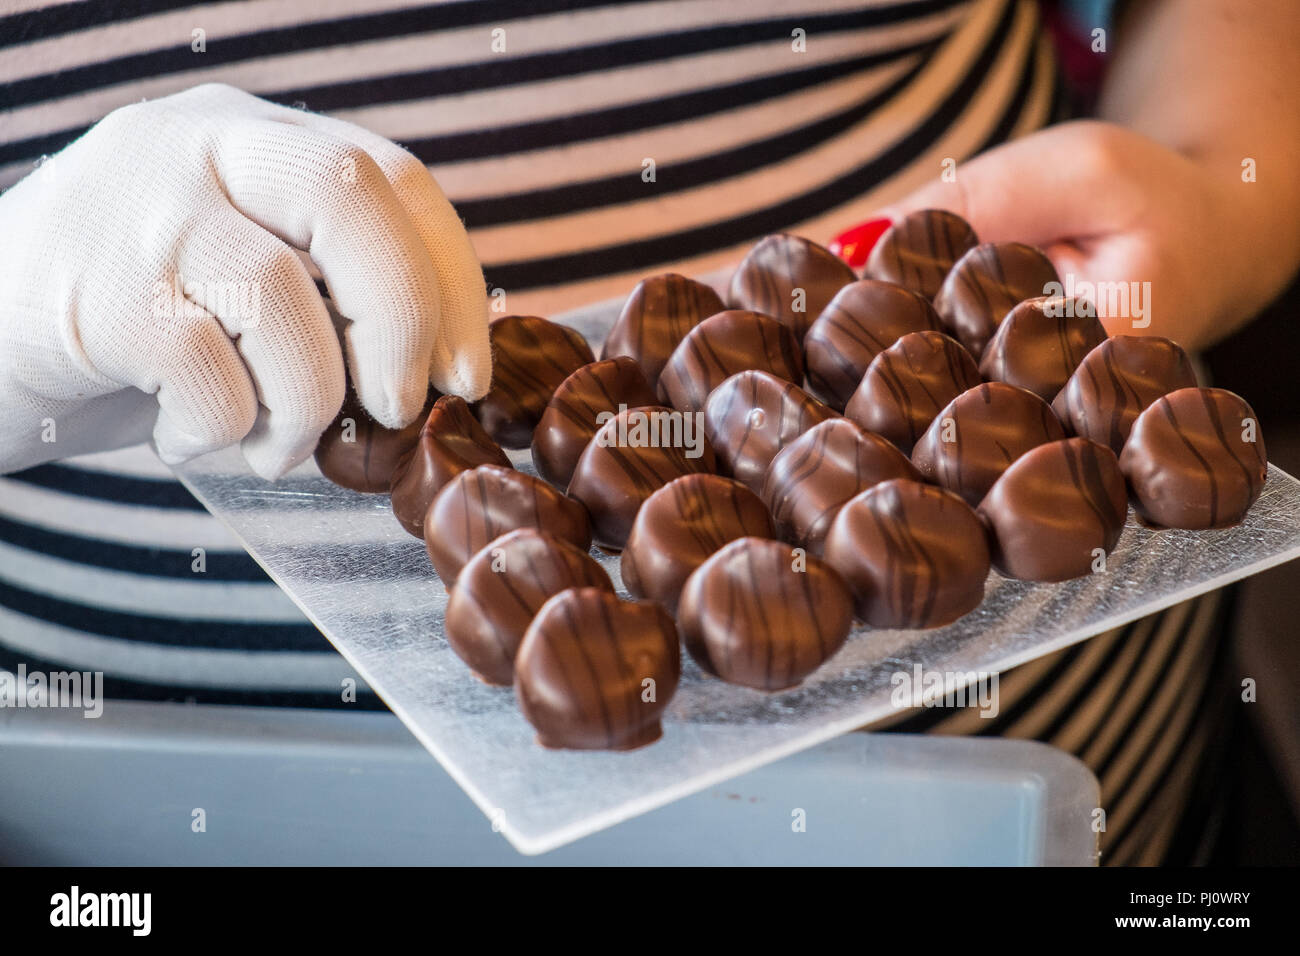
[829,217,892,270]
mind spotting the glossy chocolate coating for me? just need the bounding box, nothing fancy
[678,537,854,691]
[933,242,1060,358]
[727,233,856,341]
[760,417,920,555]
[601,273,726,392]
[823,478,990,628]
[424,465,592,586]
[1119,387,1267,529]
[844,330,982,454]
[515,587,680,751]
[314,387,433,493]
[864,209,978,299]
[444,529,613,686]
[658,309,804,413]
[389,395,512,538]
[1052,335,1197,455]
[911,382,1066,506]
[803,279,943,410]
[703,370,838,491]
[621,474,774,614]
[530,357,659,491]
[567,405,717,550]
[473,315,595,449]
[978,296,1108,401]
[978,438,1128,582]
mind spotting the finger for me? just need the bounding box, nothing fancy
[212,119,440,428]
[143,293,260,466]
[284,110,492,399]
[871,121,1151,246]
[177,210,346,478]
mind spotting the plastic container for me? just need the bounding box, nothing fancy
[0,701,1098,865]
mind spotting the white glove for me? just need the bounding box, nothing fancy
[0,83,492,478]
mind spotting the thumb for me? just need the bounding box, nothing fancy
[872,121,1146,248]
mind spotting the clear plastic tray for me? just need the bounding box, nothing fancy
[174,298,1300,854]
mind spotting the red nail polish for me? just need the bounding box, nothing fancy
[829,217,892,271]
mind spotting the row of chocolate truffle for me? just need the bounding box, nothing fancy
[309,215,1269,750]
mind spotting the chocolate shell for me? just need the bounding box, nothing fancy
[911,382,1066,506]
[803,279,943,410]
[978,438,1128,582]
[314,387,433,493]
[823,478,990,628]
[727,234,855,341]
[515,587,680,751]
[678,537,854,691]
[933,242,1060,358]
[1052,335,1197,455]
[844,330,982,454]
[567,405,717,550]
[444,529,613,686]
[864,209,978,299]
[1119,387,1267,529]
[702,370,838,491]
[473,315,595,449]
[601,273,725,392]
[621,473,774,614]
[978,296,1108,402]
[389,395,512,538]
[760,417,920,555]
[423,465,592,585]
[658,309,804,413]
[530,357,659,491]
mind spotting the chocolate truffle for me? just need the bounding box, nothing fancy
[978,296,1108,401]
[911,382,1066,506]
[1119,387,1268,529]
[803,279,943,410]
[530,357,659,491]
[601,273,726,393]
[823,478,990,628]
[703,370,838,491]
[1052,335,1197,455]
[424,465,592,585]
[389,395,512,538]
[864,209,978,299]
[515,587,680,751]
[678,537,854,691]
[658,309,804,413]
[727,233,856,341]
[473,315,595,448]
[844,330,982,454]
[444,529,614,686]
[314,387,433,493]
[567,405,717,550]
[761,417,920,555]
[621,474,774,614]
[933,242,1060,358]
[978,438,1128,582]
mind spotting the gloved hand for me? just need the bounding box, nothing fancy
[0,83,491,478]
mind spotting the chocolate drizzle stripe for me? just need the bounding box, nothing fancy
[1159,397,1219,526]
[556,594,618,747]
[1198,388,1264,497]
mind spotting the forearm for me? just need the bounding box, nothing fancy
[1099,0,1300,298]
